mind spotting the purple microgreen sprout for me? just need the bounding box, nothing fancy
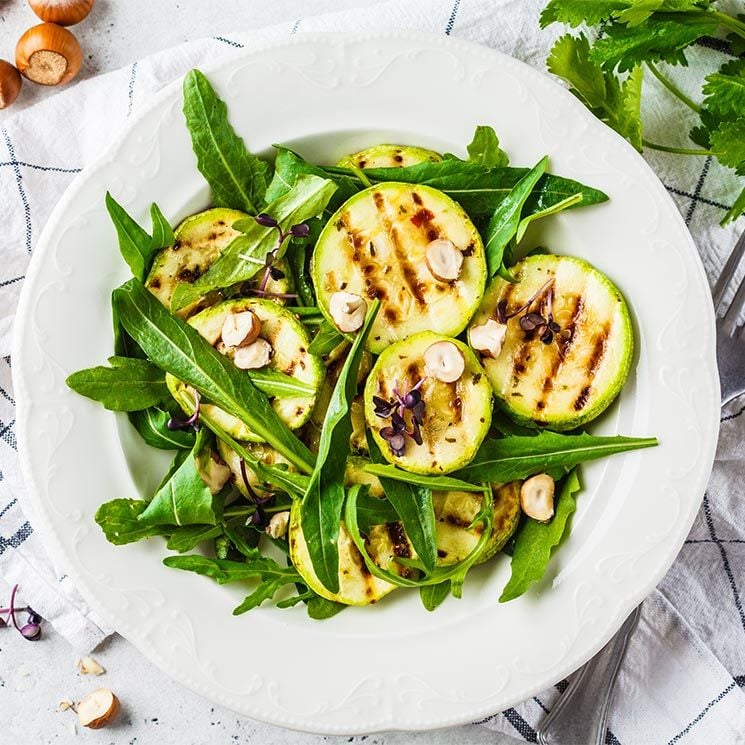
[0,585,42,641]
[250,213,310,297]
[167,389,201,431]
[238,461,275,527]
[375,378,427,456]
[497,278,560,345]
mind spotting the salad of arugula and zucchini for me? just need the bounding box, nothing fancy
[66,69,657,619]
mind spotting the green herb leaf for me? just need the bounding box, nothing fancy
[170,174,336,311]
[616,0,708,27]
[367,436,437,572]
[455,431,658,483]
[165,524,223,553]
[308,320,345,356]
[223,518,261,559]
[182,69,271,213]
[105,192,153,281]
[500,469,582,602]
[722,183,745,225]
[484,156,548,276]
[324,160,608,219]
[113,278,315,473]
[149,203,174,250]
[590,18,718,72]
[356,490,400,533]
[66,356,169,411]
[286,242,316,307]
[466,125,509,167]
[547,34,644,150]
[128,407,197,450]
[300,301,380,593]
[306,595,346,619]
[540,0,627,28]
[420,582,450,611]
[702,59,745,120]
[247,368,316,398]
[95,499,164,545]
[138,429,222,527]
[710,118,745,174]
[362,463,484,493]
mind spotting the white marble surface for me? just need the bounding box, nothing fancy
[0,3,517,742]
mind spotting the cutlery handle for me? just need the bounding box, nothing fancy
[536,605,641,745]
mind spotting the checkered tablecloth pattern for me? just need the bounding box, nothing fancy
[1,1,745,742]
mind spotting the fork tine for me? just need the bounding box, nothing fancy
[713,229,745,312]
[721,271,745,334]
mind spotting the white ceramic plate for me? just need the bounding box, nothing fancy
[14,32,720,734]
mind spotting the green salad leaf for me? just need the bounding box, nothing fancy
[95,499,162,545]
[454,431,658,483]
[308,320,345,356]
[362,463,484,493]
[66,356,169,411]
[301,301,380,593]
[420,582,451,612]
[165,524,223,553]
[182,69,271,213]
[128,406,197,450]
[113,278,315,473]
[466,125,509,167]
[306,595,346,619]
[355,489,400,533]
[105,193,157,281]
[149,203,175,250]
[515,192,584,244]
[500,469,582,602]
[223,518,261,559]
[170,174,336,311]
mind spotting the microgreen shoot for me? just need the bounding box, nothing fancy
[0,585,42,641]
[167,389,201,431]
[496,278,561,344]
[373,378,427,456]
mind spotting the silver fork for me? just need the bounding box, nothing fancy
[533,229,745,744]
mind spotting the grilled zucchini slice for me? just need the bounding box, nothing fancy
[312,183,487,354]
[473,255,633,430]
[145,207,292,315]
[435,482,521,566]
[337,144,442,169]
[167,298,324,441]
[364,332,493,474]
[215,439,295,498]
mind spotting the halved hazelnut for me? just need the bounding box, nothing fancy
[221,310,260,348]
[265,511,290,539]
[425,238,463,282]
[329,291,367,333]
[233,338,272,370]
[77,688,120,729]
[77,656,105,676]
[520,474,555,522]
[197,451,231,495]
[15,23,82,86]
[469,319,507,358]
[423,341,465,383]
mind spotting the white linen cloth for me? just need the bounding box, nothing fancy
[1,1,744,742]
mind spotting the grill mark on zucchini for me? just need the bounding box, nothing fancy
[572,328,610,411]
[372,190,426,307]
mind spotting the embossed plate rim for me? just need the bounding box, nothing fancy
[13,31,720,734]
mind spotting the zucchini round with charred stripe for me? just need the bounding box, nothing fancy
[312,183,487,354]
[145,207,292,316]
[472,255,633,430]
[337,144,442,169]
[167,298,323,441]
[216,440,295,498]
[364,332,493,474]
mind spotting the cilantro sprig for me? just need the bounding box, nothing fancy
[542,0,745,224]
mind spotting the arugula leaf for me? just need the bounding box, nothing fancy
[182,69,271,213]
[466,125,509,167]
[138,429,222,527]
[454,431,658,483]
[324,160,608,219]
[129,406,197,450]
[149,203,174,250]
[362,463,484,492]
[499,469,581,602]
[306,595,346,619]
[223,518,261,559]
[356,490,400,533]
[590,17,718,72]
[286,242,315,307]
[710,119,745,175]
[515,192,583,244]
[420,582,450,612]
[367,436,437,572]
[66,356,169,411]
[170,174,336,311]
[95,499,164,545]
[484,156,548,276]
[300,301,380,593]
[166,524,223,553]
[247,368,315,398]
[113,278,315,473]
[105,193,153,281]
[540,0,627,28]
[547,34,644,150]
[308,320,345,356]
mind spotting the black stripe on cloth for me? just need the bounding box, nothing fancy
[213,36,244,48]
[735,675,745,687]
[0,419,16,451]
[445,0,462,35]
[667,682,736,744]
[0,275,24,290]
[685,538,745,545]
[695,36,734,56]
[703,494,745,634]
[503,707,537,742]
[0,161,81,173]
[291,19,302,34]
[1,129,32,254]
[0,499,18,520]
[0,521,33,555]
[685,157,712,225]
[0,383,13,405]
[665,185,731,213]
[126,61,138,117]
[721,403,745,423]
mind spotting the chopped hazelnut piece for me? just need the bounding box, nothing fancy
[265,511,290,539]
[520,474,555,522]
[469,319,508,358]
[425,238,463,281]
[221,310,261,348]
[233,338,272,370]
[423,341,465,383]
[77,688,120,729]
[329,291,367,333]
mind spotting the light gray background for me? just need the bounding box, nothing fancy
[0,1,515,742]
